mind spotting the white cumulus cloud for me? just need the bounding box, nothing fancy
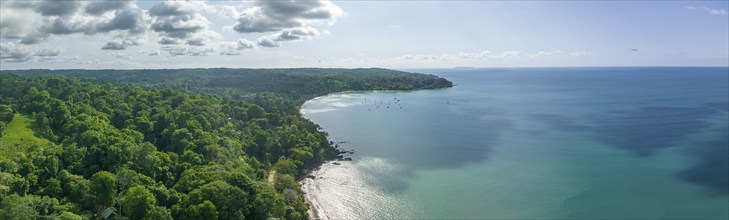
[234,0,343,47]
[0,42,61,62]
[0,0,147,45]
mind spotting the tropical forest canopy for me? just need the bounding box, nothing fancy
[0,68,452,220]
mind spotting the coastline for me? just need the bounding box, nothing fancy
[299,96,339,220]
[300,149,357,220]
[298,86,454,220]
[301,166,328,220]
[299,93,362,220]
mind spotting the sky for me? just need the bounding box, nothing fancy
[0,0,727,70]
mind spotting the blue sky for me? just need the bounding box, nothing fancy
[1,0,727,69]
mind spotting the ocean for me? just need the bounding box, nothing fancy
[300,67,729,219]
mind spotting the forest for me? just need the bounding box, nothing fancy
[0,69,452,219]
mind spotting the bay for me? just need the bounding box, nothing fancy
[301,67,729,219]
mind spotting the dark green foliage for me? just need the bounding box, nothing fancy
[184,181,249,220]
[4,68,452,103]
[0,105,13,123]
[252,186,286,219]
[273,158,299,176]
[183,200,218,220]
[0,194,79,220]
[144,206,172,220]
[90,171,117,208]
[0,104,12,137]
[0,69,452,219]
[0,194,38,220]
[122,185,156,220]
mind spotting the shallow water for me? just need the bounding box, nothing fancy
[301,67,729,219]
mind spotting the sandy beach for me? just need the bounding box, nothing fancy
[301,168,328,220]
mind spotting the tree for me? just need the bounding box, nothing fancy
[288,148,313,168]
[186,181,249,220]
[90,171,117,208]
[23,87,51,114]
[169,128,193,153]
[273,159,298,176]
[116,169,141,193]
[0,104,12,123]
[42,178,62,198]
[58,211,83,220]
[0,194,38,220]
[251,186,285,219]
[144,206,172,220]
[35,112,54,140]
[185,200,218,220]
[60,173,94,210]
[123,185,156,220]
[274,174,299,194]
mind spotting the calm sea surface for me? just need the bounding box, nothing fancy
[301,67,729,219]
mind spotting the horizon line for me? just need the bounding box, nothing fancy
[1,65,728,72]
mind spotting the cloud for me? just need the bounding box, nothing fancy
[0,0,345,51]
[0,0,148,44]
[148,1,223,51]
[686,6,728,16]
[495,50,522,59]
[158,37,184,45]
[149,1,214,17]
[108,51,131,59]
[161,45,216,57]
[0,42,60,63]
[188,47,215,56]
[96,8,147,34]
[257,36,281,47]
[101,41,126,50]
[527,50,563,59]
[236,39,255,50]
[149,7,209,38]
[84,0,130,15]
[138,49,160,56]
[35,0,80,16]
[186,39,207,46]
[101,39,140,50]
[274,27,321,41]
[217,5,241,19]
[570,51,592,56]
[218,39,255,55]
[397,50,590,62]
[232,0,343,47]
[220,51,241,56]
[254,26,321,47]
[35,48,60,57]
[457,51,492,59]
[233,0,343,33]
[0,43,33,62]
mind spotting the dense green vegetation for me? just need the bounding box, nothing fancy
[10,68,453,102]
[0,69,451,219]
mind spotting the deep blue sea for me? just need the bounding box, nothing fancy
[301,67,729,219]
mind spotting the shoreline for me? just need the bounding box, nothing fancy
[301,166,327,220]
[299,93,361,220]
[297,86,453,220]
[299,96,338,220]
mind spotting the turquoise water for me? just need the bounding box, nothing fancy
[301,67,729,219]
